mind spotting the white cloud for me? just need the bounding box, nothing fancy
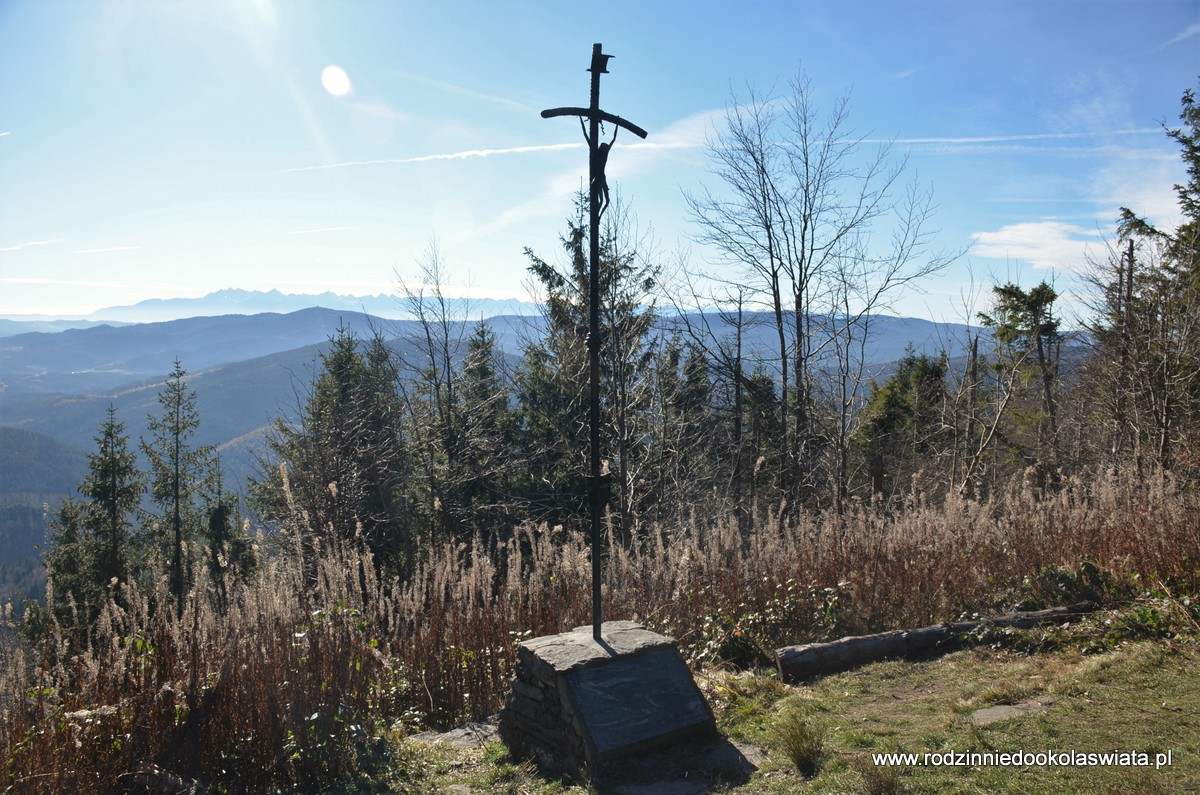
[349,100,405,121]
[72,245,142,254]
[0,276,129,288]
[1042,70,1137,135]
[602,107,724,182]
[628,109,716,151]
[0,238,63,252]
[350,100,407,145]
[285,106,718,175]
[463,108,723,244]
[254,277,395,293]
[285,225,358,236]
[970,221,1102,273]
[1158,22,1200,50]
[463,171,582,242]
[396,71,531,114]
[1088,148,1186,231]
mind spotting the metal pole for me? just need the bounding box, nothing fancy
[587,43,604,641]
[541,44,646,642]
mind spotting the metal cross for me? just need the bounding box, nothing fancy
[541,43,647,641]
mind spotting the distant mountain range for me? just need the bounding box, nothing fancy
[0,305,984,401]
[0,318,132,337]
[0,308,542,507]
[0,307,394,395]
[0,303,1009,570]
[0,288,543,329]
[0,305,984,481]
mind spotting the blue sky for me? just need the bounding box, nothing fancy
[0,0,1196,322]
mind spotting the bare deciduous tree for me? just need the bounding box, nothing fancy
[686,71,955,515]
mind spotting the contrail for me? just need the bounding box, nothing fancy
[872,128,1160,145]
[0,238,63,252]
[282,142,584,173]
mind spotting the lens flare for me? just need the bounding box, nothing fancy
[321,65,352,97]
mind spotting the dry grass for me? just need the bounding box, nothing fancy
[695,637,1200,793]
[1,535,404,793]
[770,699,827,776]
[1,472,1197,792]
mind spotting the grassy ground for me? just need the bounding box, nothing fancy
[388,605,1200,794]
[720,640,1199,794]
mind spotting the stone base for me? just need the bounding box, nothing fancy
[498,620,716,780]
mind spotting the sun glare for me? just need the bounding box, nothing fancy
[321,65,352,97]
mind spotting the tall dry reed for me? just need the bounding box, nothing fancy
[2,472,1196,793]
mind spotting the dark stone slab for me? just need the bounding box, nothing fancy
[563,646,715,761]
[500,621,717,779]
[520,620,675,675]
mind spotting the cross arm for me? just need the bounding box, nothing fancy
[541,107,649,139]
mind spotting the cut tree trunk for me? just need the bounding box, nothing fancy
[775,603,1097,682]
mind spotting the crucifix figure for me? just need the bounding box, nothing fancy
[581,119,618,216]
[541,44,647,640]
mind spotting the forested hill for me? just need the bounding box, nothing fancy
[0,307,984,398]
[0,428,87,571]
[0,307,388,396]
[0,307,1004,464]
[0,427,87,503]
[0,306,1029,570]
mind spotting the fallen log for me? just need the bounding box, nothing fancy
[775,602,1097,683]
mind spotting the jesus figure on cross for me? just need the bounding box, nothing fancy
[581,119,619,216]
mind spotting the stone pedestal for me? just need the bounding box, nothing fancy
[498,620,715,780]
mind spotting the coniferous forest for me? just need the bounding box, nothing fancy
[2,79,1199,794]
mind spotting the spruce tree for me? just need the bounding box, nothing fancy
[452,321,518,541]
[1090,81,1200,475]
[517,194,659,534]
[979,281,1063,471]
[82,405,143,589]
[44,406,143,639]
[203,458,255,608]
[852,351,948,499]
[252,330,411,570]
[44,498,93,635]
[142,360,213,614]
